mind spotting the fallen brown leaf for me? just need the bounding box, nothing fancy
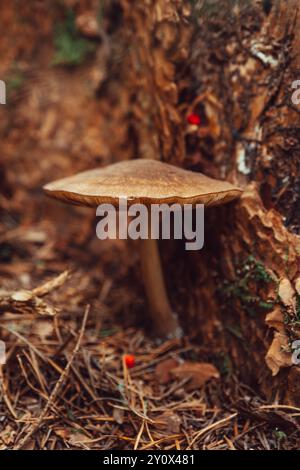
[265,306,285,333]
[154,357,179,384]
[152,411,181,435]
[265,332,292,376]
[278,278,296,310]
[170,361,220,391]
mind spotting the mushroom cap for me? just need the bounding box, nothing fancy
[44,159,242,207]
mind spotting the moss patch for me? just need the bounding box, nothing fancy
[220,255,275,318]
[53,10,96,66]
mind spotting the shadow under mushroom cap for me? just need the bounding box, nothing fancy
[44,159,243,208]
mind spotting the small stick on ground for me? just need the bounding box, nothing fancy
[187,413,238,449]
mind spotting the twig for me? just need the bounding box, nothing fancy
[32,270,69,297]
[187,413,238,449]
[134,419,145,450]
[259,404,300,413]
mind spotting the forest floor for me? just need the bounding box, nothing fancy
[0,226,300,450]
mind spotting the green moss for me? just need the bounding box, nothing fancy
[245,255,273,283]
[53,10,95,66]
[273,429,287,444]
[220,255,275,317]
[258,300,275,310]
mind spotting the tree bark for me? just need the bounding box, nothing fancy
[101,0,300,404]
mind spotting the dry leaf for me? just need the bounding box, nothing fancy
[278,278,296,309]
[153,411,181,435]
[154,358,179,384]
[113,407,125,425]
[265,306,285,333]
[170,361,220,390]
[69,432,90,446]
[1,425,16,445]
[11,290,33,302]
[54,427,71,440]
[265,332,292,376]
[295,278,300,296]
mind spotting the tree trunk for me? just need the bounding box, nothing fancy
[102,0,300,404]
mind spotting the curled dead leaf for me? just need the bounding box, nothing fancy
[265,306,285,333]
[278,278,296,310]
[265,332,292,376]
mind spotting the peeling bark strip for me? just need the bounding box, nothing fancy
[99,1,300,402]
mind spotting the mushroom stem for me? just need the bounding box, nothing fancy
[139,237,180,337]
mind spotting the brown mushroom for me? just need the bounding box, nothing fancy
[44,159,242,337]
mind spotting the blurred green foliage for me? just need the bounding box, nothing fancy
[53,10,95,66]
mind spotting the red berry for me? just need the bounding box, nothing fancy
[187,113,201,125]
[124,354,135,368]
